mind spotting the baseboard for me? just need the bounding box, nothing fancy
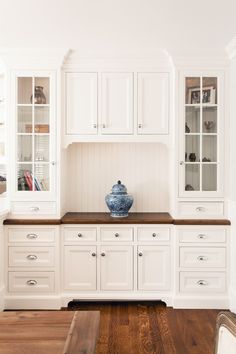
[173,296,229,309]
[0,285,5,311]
[4,295,62,310]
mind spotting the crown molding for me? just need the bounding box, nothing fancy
[226,36,236,60]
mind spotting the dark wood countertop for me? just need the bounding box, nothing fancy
[3,213,231,225]
[61,212,174,224]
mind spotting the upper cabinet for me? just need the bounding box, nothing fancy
[179,73,224,197]
[0,71,7,200]
[64,70,170,143]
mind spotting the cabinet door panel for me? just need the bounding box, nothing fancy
[100,245,133,290]
[138,246,170,290]
[101,73,133,134]
[64,246,97,290]
[66,73,97,135]
[138,73,169,134]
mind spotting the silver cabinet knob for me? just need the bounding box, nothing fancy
[152,233,157,238]
[197,234,206,239]
[197,280,208,286]
[196,207,206,212]
[93,124,97,129]
[138,252,143,257]
[102,124,106,129]
[27,254,38,261]
[101,252,105,257]
[26,233,38,239]
[77,233,82,238]
[115,233,119,237]
[138,124,142,128]
[179,161,184,165]
[27,280,37,286]
[197,255,208,261]
[91,252,96,257]
[51,161,56,166]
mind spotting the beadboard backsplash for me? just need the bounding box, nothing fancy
[66,143,170,212]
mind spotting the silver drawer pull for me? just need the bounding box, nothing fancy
[114,233,119,237]
[27,280,37,286]
[77,233,82,238]
[197,255,208,261]
[29,206,40,212]
[197,234,206,240]
[196,207,206,212]
[26,233,38,239]
[27,254,38,261]
[197,280,208,286]
[152,233,157,238]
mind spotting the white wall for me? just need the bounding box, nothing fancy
[66,143,170,212]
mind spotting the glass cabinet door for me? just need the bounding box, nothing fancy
[0,72,7,196]
[16,76,51,192]
[183,76,218,193]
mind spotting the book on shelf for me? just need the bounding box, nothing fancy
[24,170,33,190]
[40,178,48,191]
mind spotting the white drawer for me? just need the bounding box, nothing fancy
[179,247,226,268]
[137,227,170,242]
[100,227,133,241]
[179,228,226,243]
[180,272,226,293]
[10,201,57,215]
[8,228,56,243]
[64,227,97,242]
[9,247,55,267]
[178,202,224,218]
[8,272,55,293]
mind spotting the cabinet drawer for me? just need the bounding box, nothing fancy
[180,272,226,293]
[178,202,224,218]
[179,247,226,268]
[8,272,55,293]
[137,227,170,242]
[64,227,97,242]
[11,201,56,215]
[9,247,55,267]
[8,228,56,243]
[179,228,226,243]
[100,227,133,241]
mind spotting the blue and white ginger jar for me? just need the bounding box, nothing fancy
[105,180,133,217]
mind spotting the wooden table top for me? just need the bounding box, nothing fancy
[0,311,100,354]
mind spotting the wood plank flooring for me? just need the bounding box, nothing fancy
[67,301,222,354]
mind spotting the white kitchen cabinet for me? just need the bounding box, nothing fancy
[66,73,98,135]
[137,73,169,134]
[64,245,97,291]
[101,73,133,135]
[100,245,133,291]
[137,245,171,291]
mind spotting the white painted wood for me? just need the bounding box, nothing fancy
[63,227,97,243]
[64,245,97,291]
[9,246,55,267]
[137,245,170,291]
[179,272,226,293]
[8,227,56,243]
[66,72,98,135]
[217,326,236,354]
[179,247,226,268]
[8,272,55,293]
[10,201,57,215]
[137,73,169,134]
[137,227,170,242]
[101,73,133,134]
[178,201,224,218]
[179,228,226,243]
[100,227,133,242]
[66,143,169,212]
[100,245,133,291]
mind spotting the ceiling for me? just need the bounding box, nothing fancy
[0,0,235,58]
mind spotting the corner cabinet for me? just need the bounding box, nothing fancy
[178,73,224,197]
[9,72,57,216]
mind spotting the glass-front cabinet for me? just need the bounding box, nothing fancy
[179,74,223,196]
[0,71,7,198]
[14,74,55,196]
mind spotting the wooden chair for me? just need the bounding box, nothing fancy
[215,311,236,354]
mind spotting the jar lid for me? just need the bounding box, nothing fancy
[111,180,127,195]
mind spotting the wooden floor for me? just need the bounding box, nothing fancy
[67,301,222,354]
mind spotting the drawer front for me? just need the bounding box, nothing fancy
[8,228,56,243]
[100,227,133,241]
[11,201,56,215]
[8,272,55,293]
[179,229,226,243]
[179,247,226,268]
[9,247,55,267]
[178,202,224,218]
[180,272,226,293]
[137,227,170,242]
[64,227,97,242]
